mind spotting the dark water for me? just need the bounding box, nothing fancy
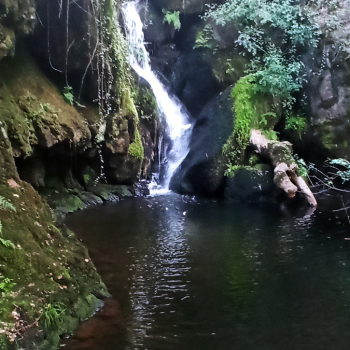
[63,194,350,350]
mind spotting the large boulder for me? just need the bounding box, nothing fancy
[170,87,233,195]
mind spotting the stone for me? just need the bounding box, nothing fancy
[170,86,233,195]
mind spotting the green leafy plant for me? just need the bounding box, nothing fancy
[63,86,74,105]
[40,302,66,329]
[285,113,306,138]
[194,25,216,49]
[162,9,181,30]
[197,0,319,108]
[0,276,15,294]
[0,196,15,212]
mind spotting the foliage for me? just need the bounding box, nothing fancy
[0,276,15,294]
[250,45,303,107]
[202,0,318,49]
[63,86,74,106]
[128,127,144,161]
[0,196,15,212]
[162,9,181,30]
[327,158,350,184]
[294,154,308,179]
[261,129,278,141]
[285,113,306,138]
[198,0,319,109]
[40,302,66,329]
[194,25,216,50]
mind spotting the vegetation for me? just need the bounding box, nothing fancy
[285,113,306,139]
[40,302,66,329]
[63,85,74,106]
[197,0,320,173]
[128,128,144,161]
[162,9,181,30]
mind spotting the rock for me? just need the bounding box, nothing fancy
[172,50,222,116]
[224,164,276,202]
[170,86,233,195]
[0,24,15,59]
[301,1,350,160]
[150,0,224,14]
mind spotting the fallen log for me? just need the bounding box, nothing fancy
[250,129,317,207]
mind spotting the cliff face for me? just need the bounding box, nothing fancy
[302,1,350,159]
[0,0,157,348]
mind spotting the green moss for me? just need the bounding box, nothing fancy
[223,75,280,169]
[128,127,144,161]
[231,75,258,151]
[83,174,90,184]
[135,86,157,120]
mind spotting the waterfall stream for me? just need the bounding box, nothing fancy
[123,1,192,194]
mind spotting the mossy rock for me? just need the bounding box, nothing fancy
[224,164,276,203]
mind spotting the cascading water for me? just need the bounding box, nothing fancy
[123,1,192,194]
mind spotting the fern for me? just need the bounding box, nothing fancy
[0,196,15,212]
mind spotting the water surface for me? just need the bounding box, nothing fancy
[64,194,350,350]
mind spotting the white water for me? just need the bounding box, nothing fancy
[123,1,192,194]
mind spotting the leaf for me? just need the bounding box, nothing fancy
[0,196,15,212]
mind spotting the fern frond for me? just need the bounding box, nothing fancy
[0,196,16,212]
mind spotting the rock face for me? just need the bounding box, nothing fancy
[302,1,350,160]
[150,0,224,14]
[170,87,232,195]
[304,52,350,159]
[0,104,109,350]
[0,0,36,59]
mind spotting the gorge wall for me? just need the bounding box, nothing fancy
[1,0,350,347]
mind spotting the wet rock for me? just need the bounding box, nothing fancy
[170,87,233,195]
[224,164,276,203]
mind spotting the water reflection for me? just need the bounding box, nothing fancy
[64,195,350,350]
[126,203,190,348]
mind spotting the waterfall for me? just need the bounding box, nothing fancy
[123,1,192,194]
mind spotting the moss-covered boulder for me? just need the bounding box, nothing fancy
[224,164,276,203]
[0,126,108,349]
